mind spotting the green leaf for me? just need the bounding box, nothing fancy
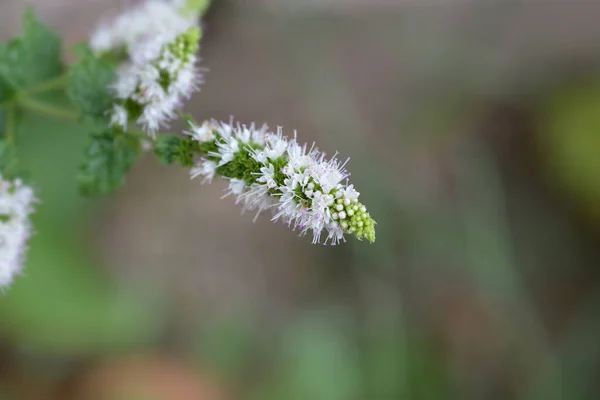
[0,8,64,92]
[67,45,115,122]
[78,128,141,196]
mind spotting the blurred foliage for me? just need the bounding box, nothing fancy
[0,110,161,354]
[78,128,142,196]
[536,79,600,222]
[0,8,64,93]
[67,45,115,124]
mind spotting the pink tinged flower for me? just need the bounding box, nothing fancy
[264,128,288,160]
[257,164,277,189]
[190,160,217,183]
[186,121,215,143]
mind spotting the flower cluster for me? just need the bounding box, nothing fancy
[90,0,198,55]
[109,28,202,134]
[188,120,376,245]
[0,177,36,288]
[91,0,203,135]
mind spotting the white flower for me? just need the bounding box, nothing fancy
[239,184,273,221]
[256,164,276,189]
[310,158,348,194]
[186,121,216,143]
[109,104,129,130]
[211,119,235,139]
[264,128,288,160]
[212,121,267,145]
[171,58,203,99]
[111,65,139,99]
[0,178,36,288]
[285,139,318,172]
[342,184,360,202]
[223,178,247,198]
[190,159,217,183]
[211,136,239,166]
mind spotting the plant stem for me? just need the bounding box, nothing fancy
[5,103,16,146]
[128,129,155,142]
[19,74,69,96]
[17,96,79,123]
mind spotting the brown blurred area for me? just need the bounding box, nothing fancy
[2,1,600,399]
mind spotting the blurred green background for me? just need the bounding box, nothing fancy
[1,0,600,399]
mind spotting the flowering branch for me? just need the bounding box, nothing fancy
[0,0,376,288]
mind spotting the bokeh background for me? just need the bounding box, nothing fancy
[1,0,600,399]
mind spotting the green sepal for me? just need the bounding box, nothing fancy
[216,142,263,185]
[197,139,218,157]
[78,126,141,196]
[153,135,201,167]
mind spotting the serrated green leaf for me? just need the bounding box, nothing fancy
[67,46,115,123]
[0,8,64,91]
[78,128,141,196]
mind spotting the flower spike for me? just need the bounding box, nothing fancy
[187,120,376,245]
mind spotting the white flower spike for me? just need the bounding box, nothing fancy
[187,120,376,245]
[90,1,204,136]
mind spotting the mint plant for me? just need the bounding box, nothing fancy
[0,0,375,288]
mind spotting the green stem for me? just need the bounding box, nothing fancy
[5,103,16,146]
[19,74,69,96]
[128,129,155,142]
[17,96,79,123]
